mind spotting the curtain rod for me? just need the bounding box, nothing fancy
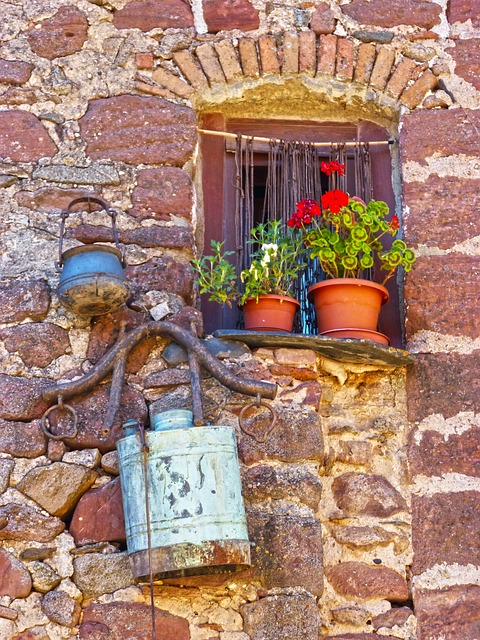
[198,128,397,147]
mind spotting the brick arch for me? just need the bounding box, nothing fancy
[147,31,438,111]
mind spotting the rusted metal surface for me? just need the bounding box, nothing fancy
[41,319,277,414]
[239,394,277,443]
[117,419,251,581]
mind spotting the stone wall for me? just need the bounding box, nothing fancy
[0,0,479,639]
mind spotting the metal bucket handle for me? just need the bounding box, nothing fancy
[58,196,123,268]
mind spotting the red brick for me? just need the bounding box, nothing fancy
[407,353,480,422]
[450,39,480,90]
[317,34,337,75]
[135,53,154,69]
[28,6,88,60]
[400,108,480,163]
[405,255,480,339]
[299,31,317,75]
[341,0,441,29]
[203,0,259,33]
[0,59,33,85]
[326,562,409,601]
[401,69,438,108]
[310,2,336,34]
[354,43,376,84]
[173,49,209,90]
[415,585,480,640]
[409,426,480,478]
[336,38,354,80]
[369,48,395,90]
[195,43,226,85]
[151,67,194,98]
[412,492,480,574]
[129,167,194,222]
[245,512,323,595]
[79,95,197,166]
[282,32,299,74]
[403,176,480,249]
[448,0,480,27]
[214,40,243,81]
[238,38,260,77]
[258,35,281,74]
[113,0,193,31]
[0,110,57,162]
[385,57,419,98]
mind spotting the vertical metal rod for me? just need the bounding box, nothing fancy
[188,320,204,426]
[138,423,157,640]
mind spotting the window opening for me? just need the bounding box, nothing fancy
[200,117,401,346]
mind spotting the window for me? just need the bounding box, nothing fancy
[200,114,402,348]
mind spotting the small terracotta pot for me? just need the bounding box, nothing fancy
[242,294,300,332]
[307,278,389,343]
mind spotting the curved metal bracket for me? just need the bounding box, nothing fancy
[41,318,277,438]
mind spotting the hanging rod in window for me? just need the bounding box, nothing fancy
[198,128,397,147]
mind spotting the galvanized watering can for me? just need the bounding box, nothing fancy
[57,196,130,316]
[117,409,251,582]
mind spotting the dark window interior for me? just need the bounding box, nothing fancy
[200,114,402,347]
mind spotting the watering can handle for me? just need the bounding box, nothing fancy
[58,196,122,267]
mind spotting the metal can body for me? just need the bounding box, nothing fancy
[117,423,251,581]
[57,245,130,316]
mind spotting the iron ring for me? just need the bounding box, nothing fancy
[239,399,277,444]
[40,402,78,441]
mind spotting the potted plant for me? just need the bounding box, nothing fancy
[287,162,416,344]
[191,219,305,332]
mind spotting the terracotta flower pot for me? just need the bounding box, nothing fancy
[242,294,300,332]
[307,278,389,344]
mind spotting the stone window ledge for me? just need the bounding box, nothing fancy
[213,330,413,367]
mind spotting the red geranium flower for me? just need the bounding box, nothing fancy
[320,161,345,177]
[321,189,349,213]
[389,215,400,230]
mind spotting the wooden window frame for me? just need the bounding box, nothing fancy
[200,113,403,348]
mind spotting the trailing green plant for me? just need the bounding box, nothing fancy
[191,219,306,306]
[287,163,416,285]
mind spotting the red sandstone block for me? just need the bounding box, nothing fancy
[28,5,88,60]
[412,492,480,574]
[369,47,395,90]
[195,43,226,85]
[326,562,409,601]
[409,425,480,478]
[341,0,441,29]
[354,43,376,84]
[415,585,480,640]
[447,0,480,27]
[239,38,260,77]
[0,110,57,162]
[403,176,480,249]
[203,0,260,33]
[449,38,480,90]
[336,38,354,80]
[401,69,438,108]
[310,2,336,34]
[258,35,281,74]
[400,108,480,162]
[317,34,337,75]
[0,59,33,85]
[299,30,317,75]
[113,0,194,31]
[406,353,480,423]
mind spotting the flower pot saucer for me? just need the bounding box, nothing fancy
[319,328,390,346]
